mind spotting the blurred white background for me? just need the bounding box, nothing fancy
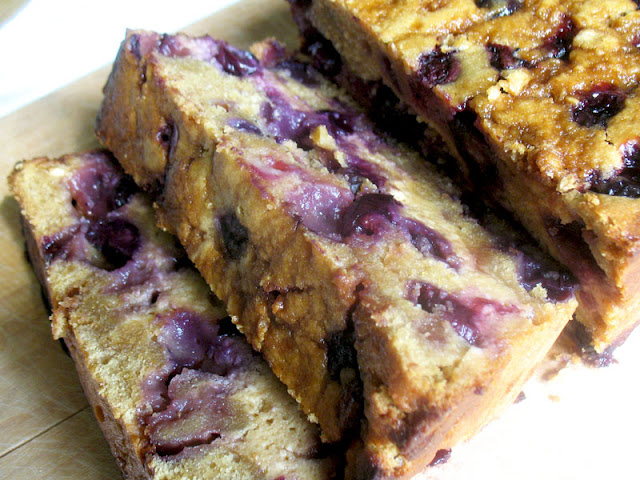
[0,0,240,118]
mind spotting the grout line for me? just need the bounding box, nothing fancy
[0,406,90,459]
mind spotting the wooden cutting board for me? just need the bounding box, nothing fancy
[0,1,638,478]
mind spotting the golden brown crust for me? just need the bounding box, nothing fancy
[305,0,640,351]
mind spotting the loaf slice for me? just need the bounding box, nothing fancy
[293,0,640,355]
[96,32,577,478]
[8,151,339,480]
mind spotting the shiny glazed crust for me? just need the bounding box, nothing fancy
[303,0,640,351]
[8,152,338,480]
[96,31,577,478]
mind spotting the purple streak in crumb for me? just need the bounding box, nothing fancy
[260,94,312,146]
[199,334,256,377]
[259,87,364,150]
[156,311,255,374]
[395,216,461,269]
[289,182,354,240]
[106,256,156,292]
[41,224,84,264]
[146,369,230,456]
[406,281,518,346]
[340,154,386,194]
[417,47,461,88]
[571,84,627,128]
[339,193,460,267]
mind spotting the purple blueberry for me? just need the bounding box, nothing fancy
[406,281,481,345]
[288,181,353,239]
[397,217,461,269]
[460,193,576,301]
[590,140,640,198]
[215,42,259,77]
[590,141,640,195]
[228,118,262,135]
[544,16,577,60]
[275,58,319,86]
[321,109,357,136]
[157,310,221,368]
[571,85,627,127]
[218,212,249,260]
[86,218,141,270]
[146,369,228,456]
[417,47,461,88]
[303,35,342,78]
[487,43,529,70]
[428,449,452,467]
[340,193,399,237]
[407,281,518,346]
[260,95,312,146]
[517,249,576,302]
[69,157,137,219]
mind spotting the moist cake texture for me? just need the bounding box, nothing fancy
[294,0,640,354]
[96,31,577,478]
[9,151,339,480]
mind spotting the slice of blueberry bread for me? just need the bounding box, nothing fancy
[8,151,339,480]
[96,32,577,478]
[294,0,640,355]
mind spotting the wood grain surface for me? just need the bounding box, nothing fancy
[0,1,638,479]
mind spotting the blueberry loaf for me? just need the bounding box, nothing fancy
[96,32,577,478]
[293,0,640,355]
[8,151,339,480]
